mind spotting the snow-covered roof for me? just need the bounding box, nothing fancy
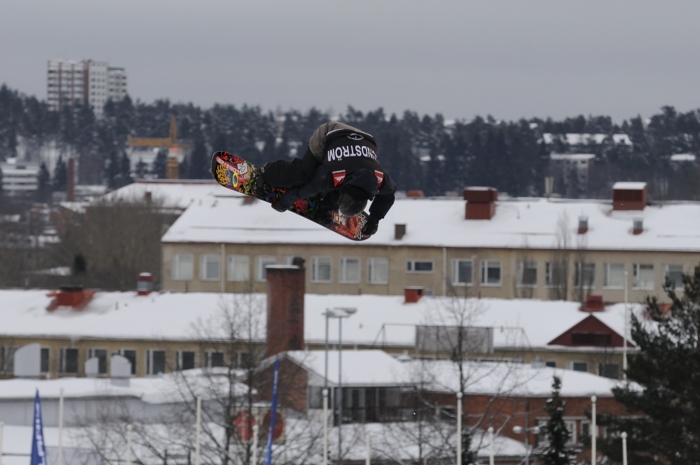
[101,179,221,211]
[413,360,621,397]
[612,181,647,190]
[0,290,636,350]
[285,350,409,387]
[0,368,246,403]
[283,349,619,397]
[550,153,595,161]
[670,153,696,162]
[542,133,632,146]
[162,191,700,252]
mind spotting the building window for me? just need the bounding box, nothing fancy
[545,262,567,287]
[311,257,332,283]
[0,346,17,375]
[340,258,360,283]
[59,348,79,374]
[227,255,250,282]
[633,264,654,290]
[172,254,193,281]
[238,352,252,368]
[406,260,433,273]
[177,351,196,371]
[603,263,625,289]
[545,361,556,368]
[565,420,577,445]
[566,361,588,372]
[480,261,502,286]
[581,421,591,439]
[118,349,137,375]
[200,255,221,281]
[146,350,166,375]
[256,256,277,282]
[88,348,108,374]
[206,351,225,368]
[665,265,683,290]
[452,260,473,286]
[40,348,50,374]
[367,258,389,284]
[516,261,537,287]
[574,263,595,288]
[598,363,620,379]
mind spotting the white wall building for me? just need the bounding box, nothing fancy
[47,59,128,117]
[0,157,39,195]
[107,66,128,103]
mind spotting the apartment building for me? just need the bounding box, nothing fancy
[161,182,699,304]
[47,59,127,116]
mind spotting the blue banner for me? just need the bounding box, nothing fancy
[264,357,281,465]
[30,391,47,465]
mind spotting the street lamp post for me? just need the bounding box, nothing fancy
[591,396,597,465]
[323,307,357,465]
[623,271,629,380]
[512,425,540,465]
[621,432,628,465]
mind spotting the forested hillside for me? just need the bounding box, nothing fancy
[2,84,700,200]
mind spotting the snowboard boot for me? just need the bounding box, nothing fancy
[253,172,272,198]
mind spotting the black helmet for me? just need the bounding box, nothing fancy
[338,191,368,217]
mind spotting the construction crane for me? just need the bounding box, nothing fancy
[126,116,189,149]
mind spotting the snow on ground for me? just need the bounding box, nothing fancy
[1,425,99,465]
[0,289,640,350]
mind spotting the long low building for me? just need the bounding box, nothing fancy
[159,180,699,303]
[0,285,639,379]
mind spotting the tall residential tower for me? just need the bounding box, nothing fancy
[47,59,128,117]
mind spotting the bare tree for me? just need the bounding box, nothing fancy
[548,213,571,301]
[372,290,534,465]
[73,292,322,465]
[514,238,536,299]
[56,197,178,290]
[573,230,593,303]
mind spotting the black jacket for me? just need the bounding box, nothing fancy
[280,125,396,221]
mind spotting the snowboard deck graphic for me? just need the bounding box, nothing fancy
[211,151,371,241]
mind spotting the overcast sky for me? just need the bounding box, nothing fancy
[3,0,700,122]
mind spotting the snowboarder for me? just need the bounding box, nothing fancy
[256,121,396,236]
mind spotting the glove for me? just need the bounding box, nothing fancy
[362,219,379,236]
[271,200,287,212]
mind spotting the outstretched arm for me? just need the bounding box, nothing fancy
[368,173,397,222]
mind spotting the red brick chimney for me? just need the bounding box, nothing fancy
[404,286,424,303]
[464,187,497,220]
[66,158,76,202]
[266,259,305,357]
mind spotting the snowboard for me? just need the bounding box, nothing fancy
[210,151,371,241]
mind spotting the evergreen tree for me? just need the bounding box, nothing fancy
[152,149,168,179]
[600,266,700,464]
[134,158,147,179]
[537,376,577,465]
[37,162,51,203]
[52,156,67,192]
[186,130,209,179]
